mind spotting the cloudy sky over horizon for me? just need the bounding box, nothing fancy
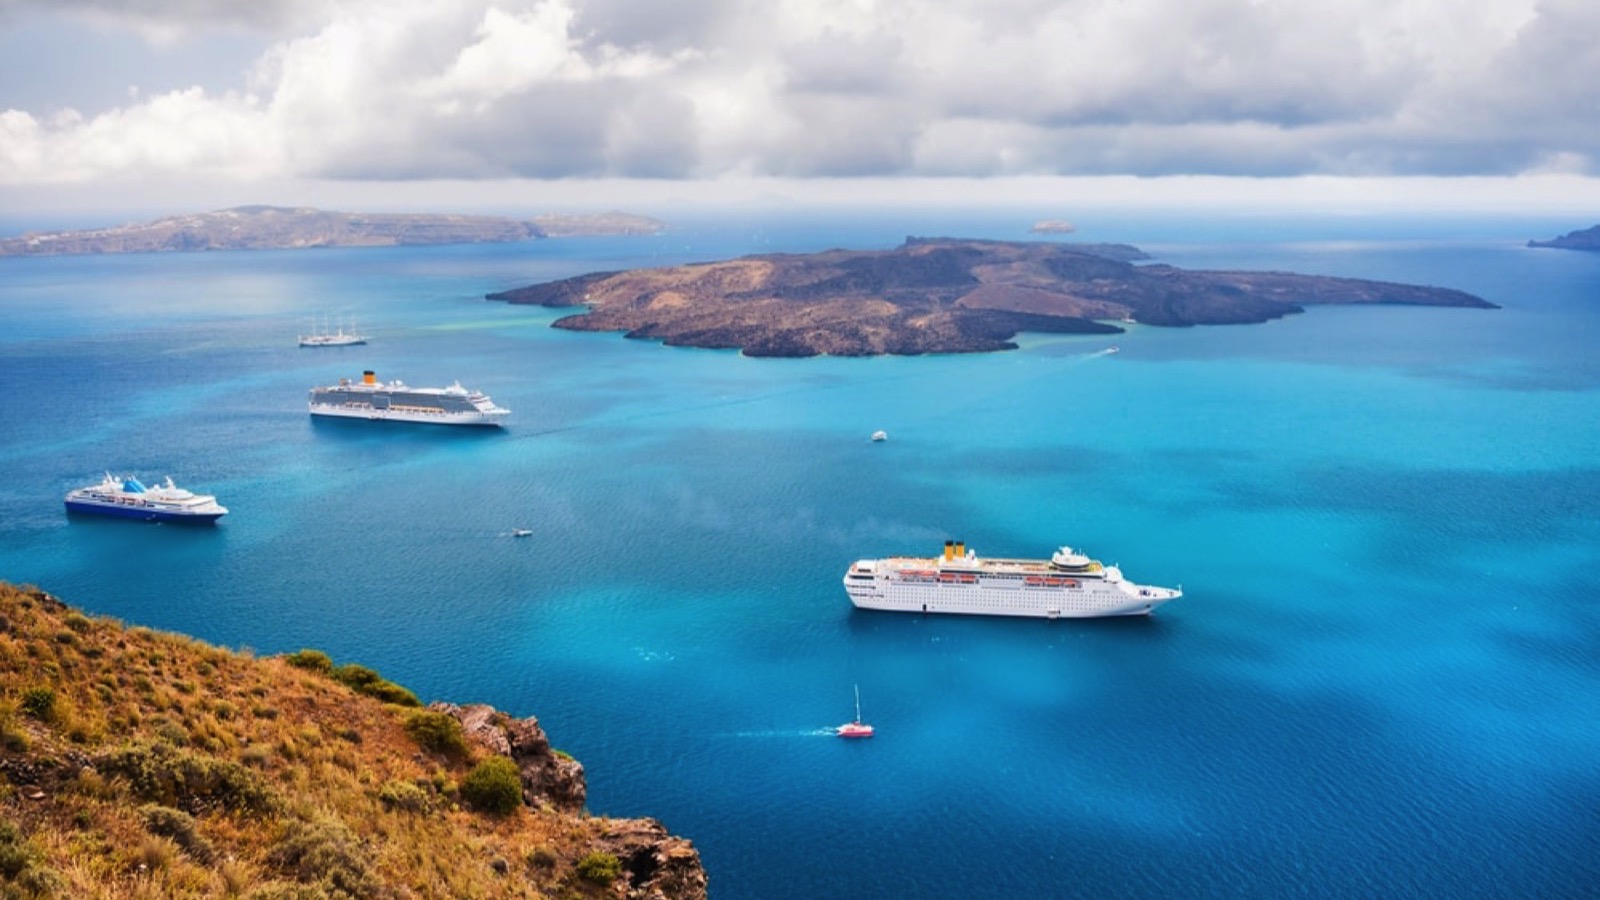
[3,0,1599,213]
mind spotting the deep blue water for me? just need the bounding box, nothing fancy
[1,210,1598,898]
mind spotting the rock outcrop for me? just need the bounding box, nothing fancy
[595,818,711,900]
[433,701,587,812]
[487,236,1495,357]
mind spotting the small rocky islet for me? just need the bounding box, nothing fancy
[487,236,1496,357]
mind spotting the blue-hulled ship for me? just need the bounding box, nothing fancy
[64,474,228,524]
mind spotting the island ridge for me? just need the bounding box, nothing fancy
[487,236,1496,357]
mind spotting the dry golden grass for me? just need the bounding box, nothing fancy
[0,583,665,899]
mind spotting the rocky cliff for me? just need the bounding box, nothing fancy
[0,583,706,898]
[487,236,1495,357]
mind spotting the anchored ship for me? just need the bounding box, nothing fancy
[64,474,228,524]
[298,315,367,347]
[843,540,1180,619]
[308,370,509,426]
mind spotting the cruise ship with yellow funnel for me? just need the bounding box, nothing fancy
[843,540,1181,618]
[308,370,509,426]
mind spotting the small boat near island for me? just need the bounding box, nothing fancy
[309,370,509,427]
[511,528,533,538]
[844,540,1181,618]
[836,685,874,739]
[64,474,228,524]
[870,430,888,442]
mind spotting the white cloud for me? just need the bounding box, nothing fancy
[1,0,1597,188]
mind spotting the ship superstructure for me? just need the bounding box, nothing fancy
[64,475,228,524]
[843,540,1180,619]
[308,370,509,426]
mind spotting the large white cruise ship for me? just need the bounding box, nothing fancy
[844,540,1181,619]
[309,370,509,426]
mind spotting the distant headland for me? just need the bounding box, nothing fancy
[0,205,665,257]
[1528,224,1600,251]
[486,237,1496,357]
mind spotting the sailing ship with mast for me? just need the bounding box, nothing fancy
[836,685,874,739]
[298,313,367,347]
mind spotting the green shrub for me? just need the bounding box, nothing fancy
[19,686,54,722]
[140,803,215,863]
[526,845,558,869]
[99,739,280,815]
[0,821,31,878]
[0,714,29,752]
[332,664,420,707]
[62,612,93,633]
[358,679,420,707]
[403,710,466,757]
[283,649,333,674]
[243,883,334,900]
[267,816,379,898]
[0,820,64,894]
[10,864,65,896]
[376,780,430,813]
[460,756,524,816]
[576,851,622,885]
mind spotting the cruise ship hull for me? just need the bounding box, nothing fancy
[843,543,1181,619]
[64,498,225,524]
[308,404,506,427]
[844,581,1174,618]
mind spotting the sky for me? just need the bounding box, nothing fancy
[2,0,1600,218]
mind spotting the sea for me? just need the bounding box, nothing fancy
[0,207,1596,898]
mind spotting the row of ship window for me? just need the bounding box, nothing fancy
[892,576,1082,588]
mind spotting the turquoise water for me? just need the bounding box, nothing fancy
[1,211,1597,897]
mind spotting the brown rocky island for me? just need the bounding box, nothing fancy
[487,237,1495,357]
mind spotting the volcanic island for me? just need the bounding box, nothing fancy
[486,237,1496,357]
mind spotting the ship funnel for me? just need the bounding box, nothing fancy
[956,540,966,557]
[362,370,376,385]
[943,540,954,561]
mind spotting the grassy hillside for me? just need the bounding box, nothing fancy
[0,583,705,899]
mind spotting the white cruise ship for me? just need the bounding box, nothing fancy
[64,474,228,524]
[844,540,1180,619]
[309,370,509,426]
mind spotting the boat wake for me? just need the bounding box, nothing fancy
[719,729,840,739]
